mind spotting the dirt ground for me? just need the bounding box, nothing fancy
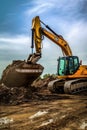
[0,77,87,130]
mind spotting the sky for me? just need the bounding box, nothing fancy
[0,0,87,77]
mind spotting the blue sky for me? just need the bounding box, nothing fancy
[0,0,87,77]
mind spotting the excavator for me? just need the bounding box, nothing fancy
[1,16,87,94]
[27,16,87,94]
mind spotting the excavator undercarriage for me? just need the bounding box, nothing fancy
[48,78,87,94]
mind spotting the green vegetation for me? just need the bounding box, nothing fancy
[42,74,57,79]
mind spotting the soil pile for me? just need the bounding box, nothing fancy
[0,83,33,105]
[0,73,57,105]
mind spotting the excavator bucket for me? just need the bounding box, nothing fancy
[0,60,44,88]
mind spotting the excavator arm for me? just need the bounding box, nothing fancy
[27,16,72,64]
[41,28,72,56]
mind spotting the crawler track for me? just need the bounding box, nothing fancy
[64,78,87,94]
[48,78,87,94]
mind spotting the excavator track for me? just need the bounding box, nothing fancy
[48,78,87,94]
[64,78,87,94]
[48,79,65,94]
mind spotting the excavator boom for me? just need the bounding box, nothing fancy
[28,16,73,64]
[30,16,72,58]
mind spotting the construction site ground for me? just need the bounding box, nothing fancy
[0,77,87,130]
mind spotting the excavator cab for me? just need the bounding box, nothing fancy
[57,56,79,76]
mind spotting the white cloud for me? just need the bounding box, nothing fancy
[0,35,30,62]
[0,34,31,52]
[64,21,87,64]
[26,0,80,16]
[0,0,87,76]
[25,1,53,15]
[65,21,87,49]
[0,35,30,45]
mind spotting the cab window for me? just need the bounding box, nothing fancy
[58,59,65,75]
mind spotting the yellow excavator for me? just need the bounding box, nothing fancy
[1,16,87,94]
[28,16,87,94]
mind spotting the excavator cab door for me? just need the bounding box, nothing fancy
[57,56,79,76]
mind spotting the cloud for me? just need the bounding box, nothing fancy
[66,21,87,49]
[0,34,30,49]
[0,0,87,76]
[64,21,87,64]
[27,0,87,21]
[0,34,31,61]
[24,1,53,15]
[0,35,30,44]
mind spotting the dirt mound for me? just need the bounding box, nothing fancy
[0,74,57,105]
[0,83,33,105]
